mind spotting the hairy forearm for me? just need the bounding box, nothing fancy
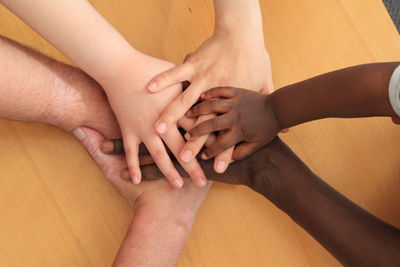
[0,35,88,130]
[253,139,400,266]
[0,0,142,85]
[113,182,211,266]
[270,62,400,129]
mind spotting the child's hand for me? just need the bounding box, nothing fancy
[186,87,281,161]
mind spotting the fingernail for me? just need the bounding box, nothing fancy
[72,127,86,141]
[132,175,140,184]
[201,153,207,160]
[174,179,183,188]
[197,178,207,187]
[215,161,227,173]
[184,132,191,140]
[100,141,113,153]
[156,122,168,134]
[147,81,158,91]
[200,93,205,99]
[181,150,193,162]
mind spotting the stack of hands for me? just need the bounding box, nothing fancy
[2,0,400,266]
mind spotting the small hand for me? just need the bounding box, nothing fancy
[102,56,206,188]
[147,32,273,173]
[186,87,281,161]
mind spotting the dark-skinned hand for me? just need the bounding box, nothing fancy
[185,87,281,161]
[100,137,292,194]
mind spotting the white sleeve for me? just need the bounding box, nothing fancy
[389,65,400,117]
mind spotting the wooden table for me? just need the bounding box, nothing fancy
[0,0,399,266]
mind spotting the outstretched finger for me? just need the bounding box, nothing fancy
[201,86,237,100]
[201,132,238,160]
[188,114,233,138]
[162,126,207,187]
[145,136,184,188]
[180,114,214,162]
[155,81,207,134]
[177,116,197,131]
[186,99,233,118]
[123,138,141,184]
[213,146,234,173]
[147,64,193,93]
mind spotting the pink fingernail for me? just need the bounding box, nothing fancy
[174,179,183,188]
[147,81,158,91]
[72,127,86,141]
[185,133,191,140]
[201,153,207,160]
[215,161,227,173]
[197,178,207,187]
[132,175,140,184]
[156,122,168,134]
[181,150,193,162]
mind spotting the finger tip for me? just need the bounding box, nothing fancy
[155,121,168,134]
[197,178,207,187]
[173,178,184,188]
[147,81,158,92]
[100,141,113,154]
[215,160,227,173]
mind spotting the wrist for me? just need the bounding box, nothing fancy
[97,51,149,89]
[268,90,285,130]
[247,138,317,212]
[264,94,282,134]
[134,182,210,232]
[45,65,105,132]
[213,1,264,41]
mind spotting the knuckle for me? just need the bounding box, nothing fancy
[151,148,164,161]
[212,119,219,130]
[210,99,219,109]
[181,92,196,106]
[87,141,100,156]
[165,170,178,179]
[187,168,204,179]
[218,141,230,150]
[127,164,138,171]
[204,149,214,158]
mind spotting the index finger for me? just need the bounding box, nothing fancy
[162,126,207,187]
[155,81,206,134]
[144,136,184,188]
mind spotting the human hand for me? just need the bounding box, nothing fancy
[74,126,211,209]
[148,29,273,173]
[101,54,206,188]
[139,137,291,196]
[51,68,121,139]
[186,87,280,161]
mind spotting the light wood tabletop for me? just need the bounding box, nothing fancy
[0,0,399,266]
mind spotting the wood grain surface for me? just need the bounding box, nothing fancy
[0,0,399,266]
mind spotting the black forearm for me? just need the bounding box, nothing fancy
[254,140,400,266]
[270,62,400,129]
